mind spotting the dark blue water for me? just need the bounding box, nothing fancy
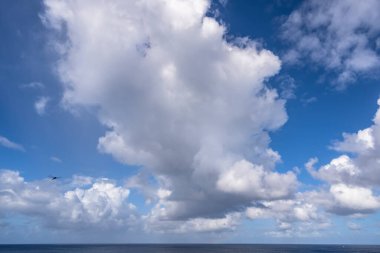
[1,245,380,253]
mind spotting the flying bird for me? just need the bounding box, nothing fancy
[48,175,60,180]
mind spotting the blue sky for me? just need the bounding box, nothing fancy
[1,0,380,244]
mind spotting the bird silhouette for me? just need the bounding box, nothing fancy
[48,175,60,180]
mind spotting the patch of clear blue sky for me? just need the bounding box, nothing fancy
[1,0,380,242]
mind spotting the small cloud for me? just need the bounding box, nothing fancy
[301,96,317,106]
[275,75,297,100]
[292,166,301,175]
[218,0,228,7]
[0,135,25,152]
[21,81,44,89]
[347,222,361,231]
[50,156,62,163]
[34,96,50,115]
[71,175,93,187]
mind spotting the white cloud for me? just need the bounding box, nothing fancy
[217,159,297,200]
[0,170,24,185]
[347,222,361,231]
[306,155,360,185]
[0,135,25,152]
[328,184,380,215]
[300,96,317,106]
[42,0,297,228]
[52,180,133,227]
[144,212,241,234]
[125,172,157,205]
[0,169,136,230]
[71,175,93,187]
[34,96,50,115]
[331,128,375,154]
[50,156,62,163]
[21,81,45,89]
[180,213,240,233]
[275,75,296,100]
[282,0,380,88]
[306,98,380,215]
[246,191,330,237]
[310,98,380,187]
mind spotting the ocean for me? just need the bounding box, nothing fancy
[1,244,380,253]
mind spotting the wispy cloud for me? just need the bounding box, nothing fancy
[0,135,25,151]
[21,81,45,89]
[275,74,297,100]
[301,96,317,106]
[34,96,50,115]
[347,222,361,231]
[50,156,62,163]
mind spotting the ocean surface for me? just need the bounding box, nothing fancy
[1,244,380,253]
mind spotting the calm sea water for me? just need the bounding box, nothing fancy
[1,245,380,253]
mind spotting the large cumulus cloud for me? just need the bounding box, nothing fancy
[42,0,297,230]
